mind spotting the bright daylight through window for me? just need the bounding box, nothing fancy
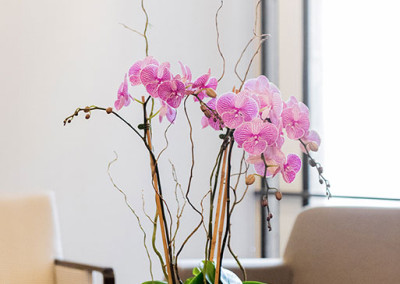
[308,0,400,200]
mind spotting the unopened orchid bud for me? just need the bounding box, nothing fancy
[85,114,90,119]
[309,159,316,167]
[261,199,268,207]
[317,166,324,174]
[199,104,211,118]
[275,191,282,201]
[269,213,273,219]
[84,106,90,113]
[205,88,217,98]
[308,142,319,152]
[106,107,113,114]
[245,174,256,185]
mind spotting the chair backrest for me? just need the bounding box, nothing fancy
[283,206,400,284]
[0,192,60,284]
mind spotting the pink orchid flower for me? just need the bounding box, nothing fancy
[158,77,186,108]
[234,118,278,155]
[281,96,310,139]
[248,146,285,177]
[179,61,192,85]
[159,99,177,123]
[300,130,321,153]
[281,154,302,183]
[201,98,223,130]
[216,92,259,129]
[128,56,159,86]
[250,149,301,183]
[244,75,283,122]
[140,62,172,97]
[273,120,285,149]
[192,69,218,101]
[114,74,132,111]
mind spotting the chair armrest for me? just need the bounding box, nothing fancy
[177,258,292,284]
[54,259,115,284]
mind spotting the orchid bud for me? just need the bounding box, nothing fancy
[275,191,282,201]
[309,159,316,167]
[261,199,268,207]
[317,166,324,174]
[205,88,217,98]
[269,213,273,219]
[245,174,256,185]
[84,106,90,113]
[106,107,113,114]
[308,142,319,152]
[85,114,90,119]
[204,110,212,118]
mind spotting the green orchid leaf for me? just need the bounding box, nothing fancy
[184,277,194,284]
[186,271,207,284]
[192,266,201,276]
[202,260,216,284]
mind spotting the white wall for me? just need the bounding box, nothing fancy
[0,0,262,283]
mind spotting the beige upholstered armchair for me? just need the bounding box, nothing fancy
[178,206,400,284]
[0,192,114,284]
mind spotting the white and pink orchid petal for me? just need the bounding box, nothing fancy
[221,111,243,129]
[234,122,254,147]
[216,93,235,114]
[243,139,267,155]
[286,154,302,173]
[206,77,218,90]
[128,61,142,85]
[282,170,297,183]
[146,82,160,97]
[140,65,158,86]
[258,123,279,146]
[192,72,210,89]
[201,116,209,128]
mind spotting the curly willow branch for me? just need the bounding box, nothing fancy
[141,189,155,224]
[183,96,202,216]
[215,0,226,82]
[119,23,144,37]
[107,152,154,281]
[141,0,150,56]
[156,119,174,164]
[253,0,262,36]
[169,160,187,253]
[152,213,168,279]
[233,0,269,91]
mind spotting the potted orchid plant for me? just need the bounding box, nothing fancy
[63,1,329,283]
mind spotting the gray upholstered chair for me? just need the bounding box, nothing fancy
[0,192,114,284]
[178,206,400,284]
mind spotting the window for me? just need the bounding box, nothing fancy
[307,0,400,202]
